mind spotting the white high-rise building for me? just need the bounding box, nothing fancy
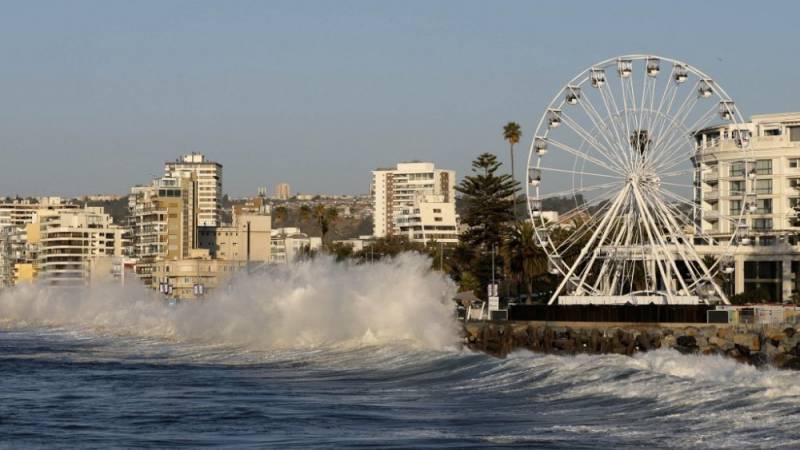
[165,153,222,227]
[694,112,800,302]
[371,162,456,241]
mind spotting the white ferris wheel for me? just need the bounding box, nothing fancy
[526,55,750,306]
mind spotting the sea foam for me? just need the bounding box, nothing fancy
[0,253,459,349]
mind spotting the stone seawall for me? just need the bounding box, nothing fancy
[464,321,800,369]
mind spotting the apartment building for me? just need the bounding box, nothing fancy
[275,182,291,200]
[694,112,800,302]
[34,207,125,286]
[394,193,458,244]
[165,153,222,227]
[270,227,321,263]
[0,197,79,287]
[371,162,456,241]
[128,174,199,286]
[151,251,240,300]
[198,211,271,263]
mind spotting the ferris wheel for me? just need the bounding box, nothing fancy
[526,55,750,305]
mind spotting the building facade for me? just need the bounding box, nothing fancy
[394,194,458,243]
[371,162,456,240]
[694,112,800,302]
[199,212,271,263]
[270,227,322,264]
[128,175,199,286]
[164,153,222,227]
[34,207,125,286]
[275,182,291,200]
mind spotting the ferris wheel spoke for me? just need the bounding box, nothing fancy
[559,112,629,172]
[645,188,730,302]
[575,92,632,169]
[648,77,683,147]
[537,181,622,201]
[548,184,632,303]
[545,138,626,175]
[642,191,706,289]
[538,166,622,180]
[555,204,614,256]
[631,184,690,298]
[659,168,694,178]
[549,189,622,267]
[598,81,635,169]
[650,80,700,152]
[651,92,699,155]
[650,102,719,171]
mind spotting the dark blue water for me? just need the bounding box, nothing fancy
[1,327,799,449]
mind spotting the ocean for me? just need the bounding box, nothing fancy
[0,255,798,448]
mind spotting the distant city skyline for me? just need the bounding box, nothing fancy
[0,0,798,197]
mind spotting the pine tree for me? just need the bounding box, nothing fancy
[456,153,518,249]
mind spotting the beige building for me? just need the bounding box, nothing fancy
[34,207,125,286]
[199,212,271,263]
[165,153,222,227]
[151,250,241,300]
[275,182,291,200]
[394,193,458,243]
[0,197,80,287]
[129,174,199,286]
[694,112,800,302]
[371,162,456,239]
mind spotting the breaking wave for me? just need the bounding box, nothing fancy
[0,253,459,349]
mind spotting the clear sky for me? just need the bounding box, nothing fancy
[0,0,798,197]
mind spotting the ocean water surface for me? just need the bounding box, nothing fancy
[0,255,798,448]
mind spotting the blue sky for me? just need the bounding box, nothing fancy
[0,0,798,197]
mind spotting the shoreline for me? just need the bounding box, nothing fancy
[463,320,800,370]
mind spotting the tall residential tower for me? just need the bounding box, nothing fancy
[164,153,222,227]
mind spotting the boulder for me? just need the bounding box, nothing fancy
[733,333,760,352]
[717,326,735,341]
[661,335,677,348]
[708,336,734,351]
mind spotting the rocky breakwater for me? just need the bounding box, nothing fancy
[464,321,800,369]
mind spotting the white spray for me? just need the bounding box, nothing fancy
[0,253,460,349]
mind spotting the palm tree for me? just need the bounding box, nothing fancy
[313,205,338,243]
[298,205,312,223]
[503,122,522,216]
[504,221,545,303]
[273,206,288,226]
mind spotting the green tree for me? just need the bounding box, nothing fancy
[456,153,518,249]
[503,122,522,216]
[503,221,546,303]
[273,206,288,226]
[298,205,312,223]
[313,205,338,242]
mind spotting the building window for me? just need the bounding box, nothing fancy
[790,158,800,168]
[790,198,800,208]
[729,161,745,177]
[790,126,800,142]
[755,179,772,195]
[764,128,781,136]
[729,180,745,195]
[752,218,773,230]
[755,159,772,175]
[729,199,742,213]
[756,198,772,214]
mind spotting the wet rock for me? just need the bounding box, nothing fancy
[733,333,760,352]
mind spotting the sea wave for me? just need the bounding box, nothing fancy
[0,253,459,350]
